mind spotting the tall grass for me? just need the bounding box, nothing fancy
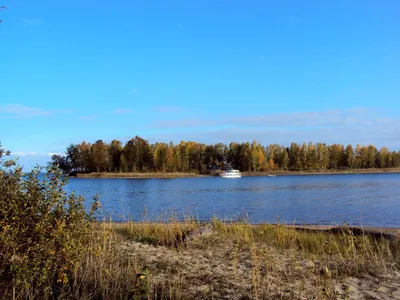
[212,219,399,277]
[63,219,399,299]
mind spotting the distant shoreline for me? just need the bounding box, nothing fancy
[72,172,208,179]
[71,168,400,178]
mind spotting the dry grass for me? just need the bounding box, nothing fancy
[60,219,400,300]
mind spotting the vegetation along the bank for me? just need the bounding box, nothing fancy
[1,143,400,299]
[50,136,400,175]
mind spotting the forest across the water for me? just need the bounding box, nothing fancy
[49,136,400,175]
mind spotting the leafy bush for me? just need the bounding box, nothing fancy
[0,144,94,298]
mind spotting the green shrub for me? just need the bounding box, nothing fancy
[0,144,94,298]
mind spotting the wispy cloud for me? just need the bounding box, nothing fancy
[11,151,40,157]
[0,104,70,119]
[47,152,64,157]
[10,151,63,158]
[148,124,400,149]
[147,107,400,148]
[113,108,133,114]
[151,109,376,129]
[153,106,183,113]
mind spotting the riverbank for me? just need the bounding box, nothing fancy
[241,168,400,176]
[72,168,400,178]
[72,220,400,299]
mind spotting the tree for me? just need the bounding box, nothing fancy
[307,142,318,170]
[0,143,96,298]
[281,148,289,170]
[108,140,123,172]
[377,147,390,168]
[288,143,301,171]
[91,140,109,172]
[328,144,344,170]
[366,145,378,168]
[53,138,399,174]
[167,142,176,172]
[153,142,168,172]
[345,144,355,168]
[49,154,70,174]
[299,142,308,170]
[316,143,328,169]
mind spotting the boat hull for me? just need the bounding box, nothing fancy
[220,174,241,178]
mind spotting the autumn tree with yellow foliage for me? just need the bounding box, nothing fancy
[49,137,400,175]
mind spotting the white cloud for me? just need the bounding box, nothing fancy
[11,151,40,157]
[47,152,64,157]
[0,104,70,118]
[10,152,64,158]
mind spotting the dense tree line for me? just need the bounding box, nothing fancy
[50,136,400,174]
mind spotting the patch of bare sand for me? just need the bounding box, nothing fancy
[341,273,400,300]
[116,230,400,299]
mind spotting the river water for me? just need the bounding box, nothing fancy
[64,173,400,227]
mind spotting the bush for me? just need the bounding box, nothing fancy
[0,144,94,298]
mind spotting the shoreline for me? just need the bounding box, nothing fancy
[103,221,400,236]
[72,168,400,178]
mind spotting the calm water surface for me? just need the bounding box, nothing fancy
[65,174,400,227]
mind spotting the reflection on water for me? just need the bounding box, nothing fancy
[64,174,400,227]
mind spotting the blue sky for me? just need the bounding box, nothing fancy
[1,0,400,170]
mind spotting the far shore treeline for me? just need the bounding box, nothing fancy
[50,136,400,175]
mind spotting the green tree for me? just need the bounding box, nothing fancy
[345,144,355,168]
[377,147,390,168]
[276,147,289,170]
[307,142,317,170]
[78,141,92,172]
[91,140,109,172]
[108,140,123,172]
[299,142,308,170]
[120,153,128,172]
[0,143,96,298]
[328,144,344,170]
[366,145,378,168]
[53,138,399,174]
[315,143,328,169]
[167,142,176,172]
[289,143,301,171]
[153,142,169,172]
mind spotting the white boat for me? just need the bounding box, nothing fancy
[266,174,276,177]
[220,169,241,178]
